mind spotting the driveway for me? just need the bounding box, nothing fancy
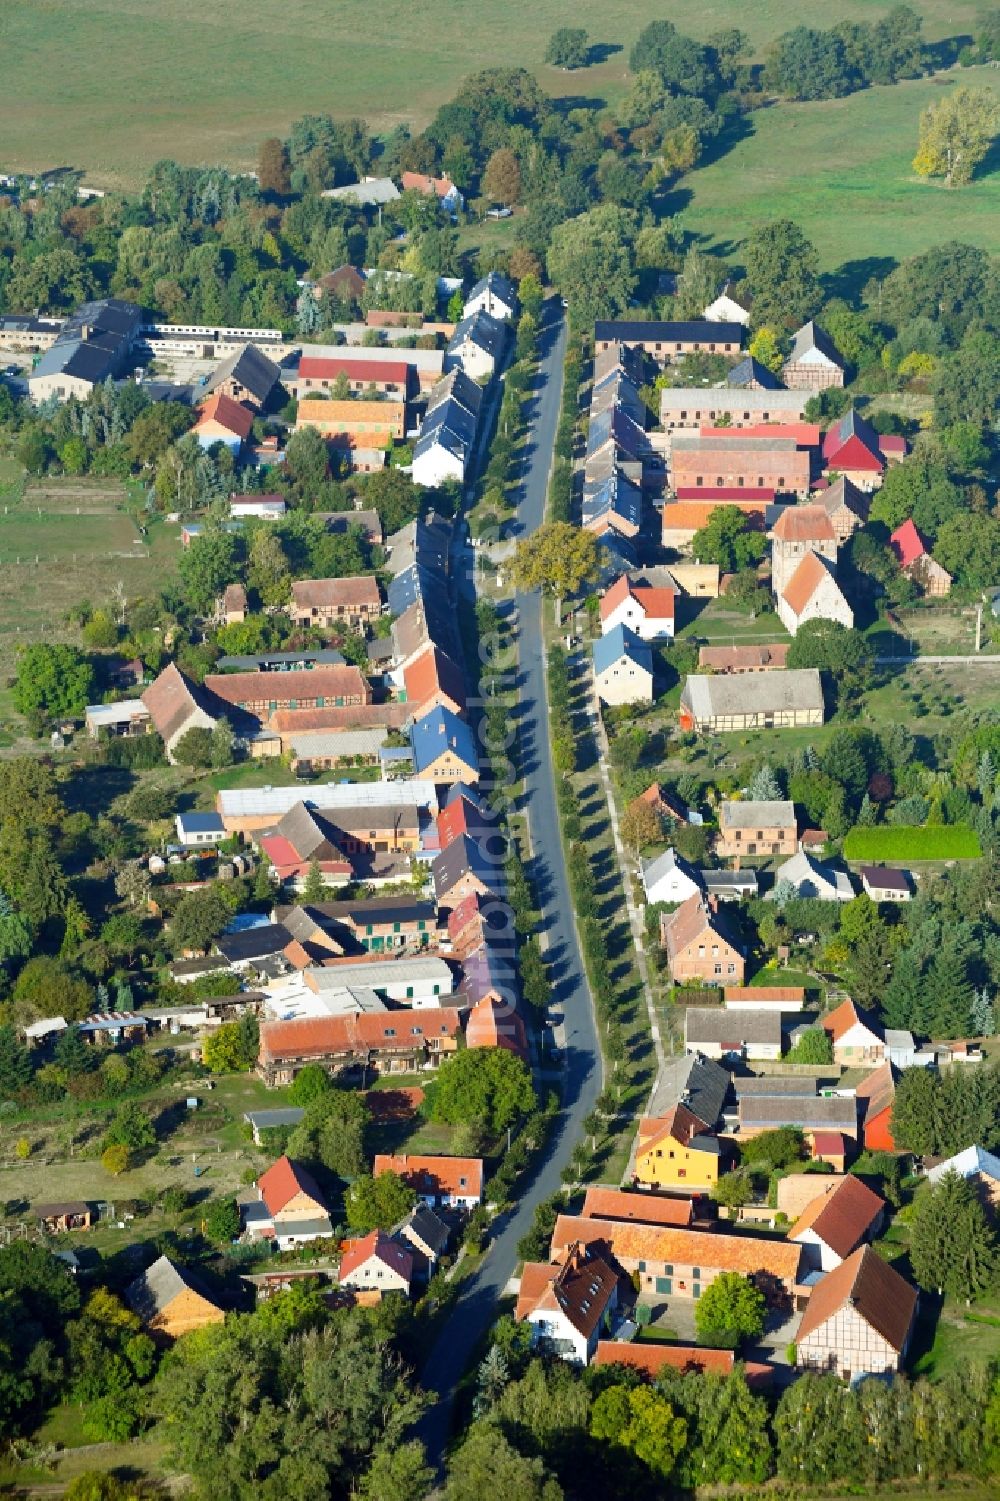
[416,303,603,1465]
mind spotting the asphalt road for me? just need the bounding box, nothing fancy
[416,304,603,1465]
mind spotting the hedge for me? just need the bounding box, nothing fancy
[843,825,982,862]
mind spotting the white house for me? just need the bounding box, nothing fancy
[444,310,504,381]
[703,283,751,326]
[860,865,912,902]
[175,812,226,848]
[592,624,654,706]
[777,552,854,637]
[463,272,518,323]
[412,368,482,488]
[304,956,453,1008]
[599,574,675,640]
[771,851,855,902]
[641,848,702,906]
[516,1246,619,1365]
[372,1154,484,1209]
[339,1230,413,1295]
[684,1006,783,1062]
[789,1175,886,1273]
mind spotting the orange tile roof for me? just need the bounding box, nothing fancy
[698,643,790,672]
[196,393,255,439]
[595,1341,734,1376]
[796,1245,916,1351]
[634,585,675,621]
[724,986,804,1003]
[822,998,878,1044]
[638,1103,713,1153]
[259,1009,462,1064]
[257,1155,327,1217]
[599,573,633,622]
[339,1229,413,1283]
[790,1175,884,1258]
[373,1153,484,1200]
[269,703,411,734]
[206,665,370,707]
[700,422,820,446]
[662,500,769,530]
[582,1187,694,1227]
[403,645,467,714]
[465,995,529,1057]
[781,551,831,616]
[662,893,739,963]
[772,504,837,544]
[516,1247,619,1338]
[551,1216,802,1282]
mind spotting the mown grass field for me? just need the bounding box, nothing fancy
[678,65,1000,275]
[0,1,986,193]
[843,824,982,860]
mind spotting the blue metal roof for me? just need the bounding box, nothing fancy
[410,705,478,775]
[592,624,653,677]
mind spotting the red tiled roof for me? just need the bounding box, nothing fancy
[599,573,633,623]
[698,643,790,672]
[401,171,457,199]
[889,518,927,569]
[270,703,410,734]
[771,504,836,544]
[796,1245,916,1351]
[516,1247,619,1338]
[465,995,529,1057]
[298,356,409,386]
[671,490,774,506]
[339,1229,413,1283]
[257,1155,327,1217]
[373,1153,483,1200]
[638,1103,714,1152]
[142,662,216,746]
[290,576,381,610]
[812,1131,846,1155]
[781,551,831,617]
[824,433,884,472]
[403,645,467,714]
[823,998,880,1045]
[633,585,675,621]
[700,422,820,446]
[437,796,490,851]
[196,393,255,439]
[594,1341,775,1388]
[723,986,804,1003]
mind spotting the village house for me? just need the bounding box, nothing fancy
[412,368,482,488]
[373,1153,483,1209]
[400,170,464,212]
[398,1204,450,1276]
[203,343,280,411]
[794,1246,917,1382]
[698,643,790,674]
[594,319,743,363]
[402,645,467,719]
[737,1091,860,1141]
[641,848,702,906]
[771,851,855,902]
[889,518,953,597]
[34,1201,92,1234]
[175,811,226,848]
[142,662,220,763]
[724,985,805,1011]
[659,385,809,433]
[679,669,825,734]
[717,800,797,859]
[445,310,504,380]
[463,271,518,323]
[633,1103,721,1193]
[660,495,774,552]
[339,1231,413,1296]
[410,706,479,785]
[302,897,438,953]
[126,1254,225,1340]
[703,282,752,326]
[822,999,887,1065]
[582,470,644,539]
[660,893,745,985]
[781,321,845,391]
[815,475,870,540]
[28,298,143,404]
[436,788,494,849]
[252,1156,331,1249]
[204,665,371,718]
[314,264,367,304]
[193,393,255,452]
[822,408,899,490]
[855,1062,899,1152]
[927,1146,1000,1210]
[516,1245,620,1365]
[550,1215,803,1305]
[295,355,410,400]
[288,576,383,632]
[860,865,913,902]
[789,1175,886,1272]
[296,398,406,449]
[432,831,502,908]
[599,574,675,640]
[257,1008,462,1085]
[685,1006,783,1063]
[670,433,812,499]
[592,625,654,706]
[727,355,783,390]
[582,1186,694,1228]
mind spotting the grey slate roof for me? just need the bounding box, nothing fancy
[726,355,783,390]
[785,320,844,369]
[204,343,280,404]
[738,1094,858,1131]
[647,1051,732,1128]
[400,1202,450,1257]
[686,1007,782,1047]
[682,669,824,723]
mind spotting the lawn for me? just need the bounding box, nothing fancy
[843,825,982,861]
[678,65,1000,277]
[911,1295,1000,1378]
[0,1,985,189]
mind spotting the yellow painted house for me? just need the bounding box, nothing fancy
[634,1103,721,1193]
